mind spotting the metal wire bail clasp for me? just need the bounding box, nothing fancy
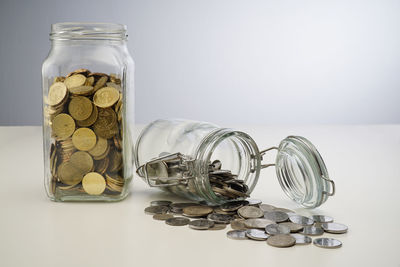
[136,152,196,187]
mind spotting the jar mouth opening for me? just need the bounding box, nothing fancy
[50,22,127,40]
[194,129,261,205]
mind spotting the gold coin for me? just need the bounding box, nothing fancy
[88,137,108,157]
[93,108,118,139]
[51,113,75,140]
[108,149,122,172]
[57,161,84,185]
[68,96,93,120]
[93,87,120,108]
[93,75,108,92]
[68,85,94,96]
[69,151,94,174]
[66,68,90,77]
[48,82,68,106]
[72,128,97,151]
[76,104,98,127]
[85,76,95,86]
[92,143,110,160]
[82,172,106,195]
[64,74,86,89]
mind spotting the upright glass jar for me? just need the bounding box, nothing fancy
[135,119,335,208]
[42,23,134,201]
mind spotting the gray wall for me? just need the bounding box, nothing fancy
[1,0,399,126]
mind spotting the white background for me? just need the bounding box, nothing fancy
[0,0,399,125]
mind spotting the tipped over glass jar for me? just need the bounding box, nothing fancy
[135,119,335,208]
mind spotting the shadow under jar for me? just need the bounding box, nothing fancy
[135,119,335,208]
[42,22,134,201]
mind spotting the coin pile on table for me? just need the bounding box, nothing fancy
[145,199,348,249]
[46,68,125,197]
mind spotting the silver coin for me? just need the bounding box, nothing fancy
[246,198,262,206]
[208,223,227,230]
[301,226,324,236]
[267,234,296,248]
[245,229,269,241]
[244,218,274,229]
[153,214,174,220]
[273,208,296,216]
[312,215,334,223]
[150,200,172,207]
[289,215,314,226]
[207,213,233,224]
[313,238,342,248]
[144,206,169,215]
[227,230,248,240]
[265,223,290,235]
[279,222,304,233]
[259,204,276,213]
[170,202,198,213]
[189,219,215,230]
[237,206,264,219]
[321,222,348,234]
[230,219,247,230]
[264,211,289,223]
[165,217,190,226]
[291,234,312,245]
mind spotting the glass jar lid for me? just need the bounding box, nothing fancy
[274,136,335,208]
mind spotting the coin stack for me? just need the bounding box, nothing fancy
[46,69,124,197]
[145,199,348,249]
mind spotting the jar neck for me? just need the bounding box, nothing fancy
[193,128,262,204]
[50,22,127,41]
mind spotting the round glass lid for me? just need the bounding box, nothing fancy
[275,136,335,208]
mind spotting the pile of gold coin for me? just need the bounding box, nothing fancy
[46,69,124,197]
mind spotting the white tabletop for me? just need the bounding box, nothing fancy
[0,125,399,267]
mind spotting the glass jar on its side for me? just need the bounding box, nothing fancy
[135,119,335,208]
[42,23,134,201]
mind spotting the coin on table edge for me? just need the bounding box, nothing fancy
[259,204,276,213]
[64,74,86,89]
[57,161,84,186]
[207,213,233,224]
[289,215,315,226]
[273,207,296,215]
[208,223,227,230]
[69,151,93,173]
[144,206,169,215]
[165,217,190,226]
[226,230,247,240]
[279,222,304,233]
[189,219,215,230]
[88,137,108,157]
[245,229,270,241]
[151,200,172,207]
[93,87,120,108]
[264,211,289,223]
[68,96,93,121]
[265,223,291,235]
[231,219,247,230]
[82,172,106,195]
[182,206,214,217]
[301,225,324,236]
[72,128,97,151]
[51,113,75,140]
[291,234,312,245]
[48,82,67,106]
[76,104,98,127]
[244,218,274,229]
[313,238,342,248]
[237,206,264,219]
[312,215,334,223]
[267,234,296,248]
[153,214,174,220]
[321,222,348,234]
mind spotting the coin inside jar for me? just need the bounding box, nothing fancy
[64,74,86,89]
[51,113,75,140]
[57,161,84,186]
[48,82,67,106]
[82,172,106,195]
[69,151,93,174]
[68,96,93,121]
[93,87,120,108]
[72,128,97,151]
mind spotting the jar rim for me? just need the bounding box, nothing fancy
[50,22,127,40]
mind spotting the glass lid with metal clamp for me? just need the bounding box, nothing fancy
[135,119,335,208]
